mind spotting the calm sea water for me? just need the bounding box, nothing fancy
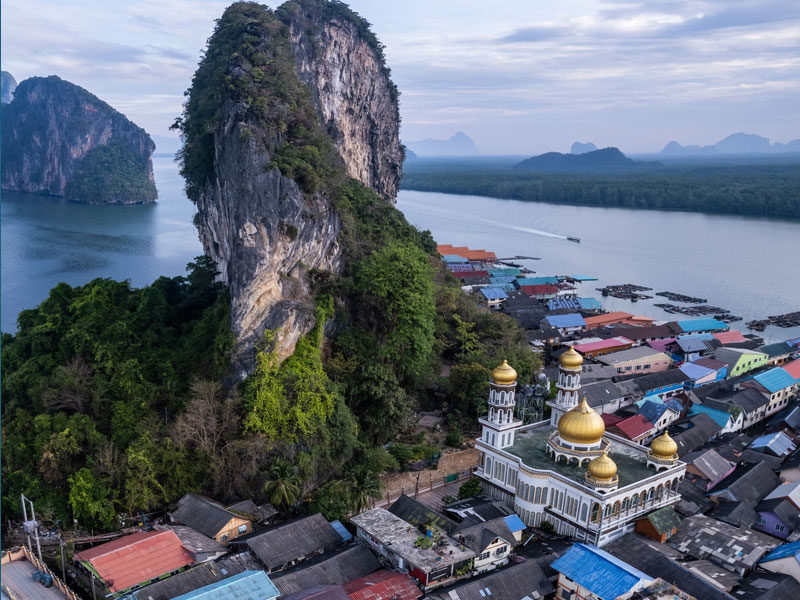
[1,157,202,332]
[396,190,800,344]
[2,161,798,343]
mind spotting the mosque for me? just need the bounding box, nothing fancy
[474,349,686,547]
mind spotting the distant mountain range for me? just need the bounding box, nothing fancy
[571,141,597,154]
[514,147,660,172]
[405,131,479,156]
[662,133,800,155]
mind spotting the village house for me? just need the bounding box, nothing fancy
[342,571,422,600]
[551,543,652,600]
[713,347,769,378]
[170,570,279,600]
[573,336,635,358]
[758,541,800,583]
[170,494,253,544]
[680,449,735,490]
[597,346,673,375]
[351,508,476,590]
[634,505,681,543]
[271,545,382,597]
[740,367,799,417]
[426,558,553,600]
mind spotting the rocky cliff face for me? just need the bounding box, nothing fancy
[1,71,17,104]
[280,2,403,200]
[179,1,402,378]
[1,76,156,203]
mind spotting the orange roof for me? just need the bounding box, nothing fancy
[75,530,194,593]
[344,570,422,600]
[784,359,800,379]
[436,244,496,261]
[629,315,654,324]
[584,312,633,327]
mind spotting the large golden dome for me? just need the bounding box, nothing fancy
[559,346,584,369]
[588,451,618,481]
[491,360,517,385]
[558,398,605,444]
[650,431,678,458]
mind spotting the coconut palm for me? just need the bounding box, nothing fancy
[348,465,383,514]
[263,458,300,509]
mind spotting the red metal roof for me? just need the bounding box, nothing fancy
[601,413,625,426]
[521,284,559,296]
[343,571,422,600]
[458,270,489,278]
[784,359,800,380]
[75,530,194,593]
[713,331,747,345]
[613,414,655,440]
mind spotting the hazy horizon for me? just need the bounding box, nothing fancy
[3,0,799,154]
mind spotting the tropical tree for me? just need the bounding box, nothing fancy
[263,458,300,509]
[348,465,382,514]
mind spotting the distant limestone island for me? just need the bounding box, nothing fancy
[1,74,157,204]
[514,147,661,172]
[662,132,800,155]
[405,131,479,156]
[1,70,17,103]
[570,141,597,154]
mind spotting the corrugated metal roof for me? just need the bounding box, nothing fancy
[551,543,651,600]
[544,313,586,328]
[76,530,195,593]
[760,541,800,563]
[638,400,669,424]
[680,362,715,380]
[584,312,633,327]
[171,570,278,600]
[713,330,747,344]
[480,288,508,301]
[427,559,553,600]
[547,297,581,311]
[272,545,381,596]
[644,506,681,535]
[517,276,560,286]
[442,255,468,263]
[760,342,795,358]
[170,494,240,539]
[574,337,633,353]
[330,520,352,542]
[784,359,800,380]
[342,571,421,600]
[614,414,655,439]
[676,319,728,333]
[489,276,516,285]
[578,297,603,310]
[753,368,797,393]
[243,514,341,572]
[689,404,731,428]
[597,346,666,365]
[677,337,711,353]
[751,432,797,456]
[502,514,525,533]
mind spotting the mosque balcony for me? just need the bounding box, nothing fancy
[586,490,680,530]
[546,431,609,458]
[585,474,619,489]
[646,451,679,465]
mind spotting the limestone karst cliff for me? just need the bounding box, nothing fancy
[1,76,156,204]
[1,70,17,104]
[175,0,403,378]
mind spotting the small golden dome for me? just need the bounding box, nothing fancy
[558,398,605,444]
[650,430,678,458]
[588,450,618,481]
[559,346,584,369]
[491,360,517,385]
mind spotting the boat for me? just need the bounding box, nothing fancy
[567,236,581,243]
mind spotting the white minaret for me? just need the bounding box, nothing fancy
[479,360,522,449]
[548,346,584,426]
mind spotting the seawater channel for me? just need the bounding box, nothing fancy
[2,160,798,342]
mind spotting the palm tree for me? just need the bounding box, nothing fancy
[348,466,383,514]
[263,458,300,509]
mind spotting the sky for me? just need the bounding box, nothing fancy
[2,0,799,154]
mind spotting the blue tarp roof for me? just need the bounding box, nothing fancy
[751,432,796,456]
[545,313,586,328]
[442,254,468,263]
[503,514,526,533]
[172,571,279,600]
[480,287,509,301]
[547,297,581,311]
[578,297,603,310]
[330,520,352,542]
[551,544,651,600]
[753,368,798,393]
[517,276,560,286]
[639,400,669,424]
[689,404,731,428]
[680,362,715,381]
[676,318,728,333]
[760,540,800,563]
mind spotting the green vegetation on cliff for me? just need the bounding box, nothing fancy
[65,141,157,203]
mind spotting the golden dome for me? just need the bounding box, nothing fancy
[559,346,584,369]
[650,430,678,458]
[491,360,517,385]
[588,450,618,481]
[558,398,605,444]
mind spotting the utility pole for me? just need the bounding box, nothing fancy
[59,534,66,582]
[20,494,42,562]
